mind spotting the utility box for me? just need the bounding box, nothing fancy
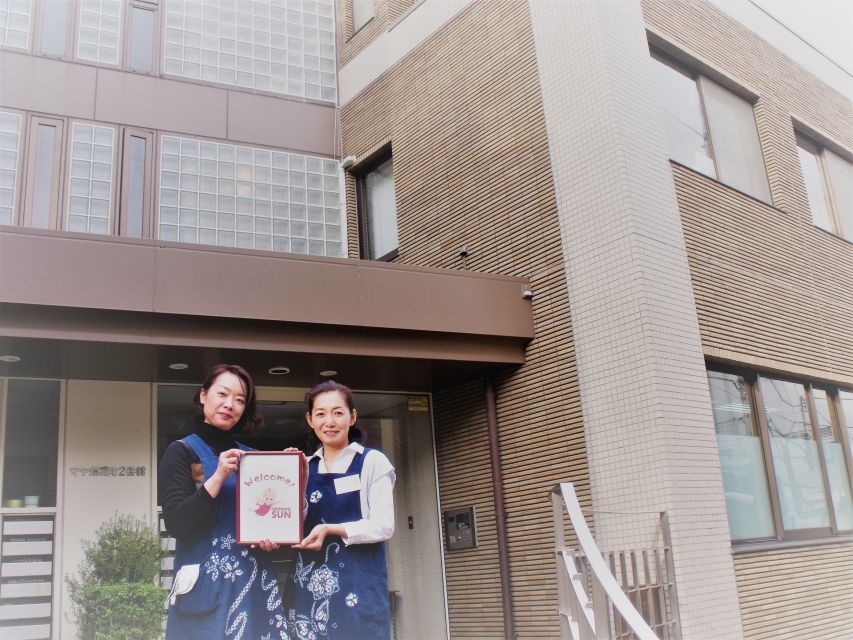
[443,506,477,551]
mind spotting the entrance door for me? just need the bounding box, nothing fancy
[156,386,449,640]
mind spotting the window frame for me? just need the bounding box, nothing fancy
[355,146,398,262]
[0,107,26,227]
[123,0,159,75]
[651,51,771,203]
[350,0,374,37]
[710,365,853,545]
[118,127,155,238]
[65,120,120,235]
[796,133,851,241]
[33,0,73,59]
[22,114,65,230]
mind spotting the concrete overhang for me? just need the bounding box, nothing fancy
[0,228,534,390]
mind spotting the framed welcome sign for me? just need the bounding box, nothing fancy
[236,452,303,545]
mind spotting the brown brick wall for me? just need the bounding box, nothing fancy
[341,1,586,637]
[644,1,853,636]
[339,0,852,637]
[335,0,420,68]
[734,543,853,640]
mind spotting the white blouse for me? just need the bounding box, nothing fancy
[308,442,396,546]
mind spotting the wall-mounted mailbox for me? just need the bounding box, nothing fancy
[443,506,477,551]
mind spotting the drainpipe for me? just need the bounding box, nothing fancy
[485,375,515,640]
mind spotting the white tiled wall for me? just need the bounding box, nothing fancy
[528,1,743,637]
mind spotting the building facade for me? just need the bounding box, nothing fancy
[0,0,851,639]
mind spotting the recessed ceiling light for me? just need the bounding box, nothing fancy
[0,355,21,363]
[169,363,189,370]
[319,370,337,377]
[269,366,290,375]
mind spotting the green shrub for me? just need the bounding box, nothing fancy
[67,514,164,640]
[74,583,165,640]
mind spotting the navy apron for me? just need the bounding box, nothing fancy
[166,434,290,640]
[287,449,390,640]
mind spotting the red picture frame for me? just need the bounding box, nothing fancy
[236,452,304,545]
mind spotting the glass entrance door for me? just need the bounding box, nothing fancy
[157,386,449,640]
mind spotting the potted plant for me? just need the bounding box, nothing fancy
[66,514,165,640]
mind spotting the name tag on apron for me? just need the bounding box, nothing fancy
[334,474,361,495]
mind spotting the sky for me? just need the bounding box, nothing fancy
[749,0,853,74]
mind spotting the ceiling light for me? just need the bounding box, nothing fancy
[168,363,189,370]
[319,370,337,377]
[269,366,290,375]
[0,355,21,363]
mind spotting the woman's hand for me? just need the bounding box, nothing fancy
[215,448,244,481]
[292,523,346,550]
[203,448,244,498]
[253,539,280,552]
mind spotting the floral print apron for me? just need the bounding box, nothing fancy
[166,433,290,640]
[287,449,390,640]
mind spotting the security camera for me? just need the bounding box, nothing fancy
[340,155,357,170]
[521,287,533,300]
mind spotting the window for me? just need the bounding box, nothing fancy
[67,123,116,234]
[0,0,31,49]
[77,0,122,65]
[357,154,398,261]
[126,3,155,73]
[119,129,153,237]
[352,0,372,34]
[796,135,852,241]
[652,55,771,202]
[37,0,71,57]
[159,135,342,256]
[2,379,61,508]
[0,111,22,225]
[162,0,337,102]
[708,368,853,542]
[23,116,64,229]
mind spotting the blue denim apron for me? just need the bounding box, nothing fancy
[287,449,390,640]
[166,433,290,640]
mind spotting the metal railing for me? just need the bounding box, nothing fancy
[551,483,681,640]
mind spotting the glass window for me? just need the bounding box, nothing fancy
[0,0,31,49]
[77,0,122,65]
[352,0,372,33]
[651,57,715,178]
[841,390,853,454]
[159,135,342,256]
[124,133,147,237]
[2,380,61,508]
[30,121,60,229]
[0,111,22,225]
[360,156,398,260]
[797,140,834,233]
[652,55,770,202]
[128,5,155,73]
[708,371,775,540]
[823,148,853,241]
[39,0,70,57]
[67,123,115,234]
[711,370,853,542]
[812,389,853,531]
[700,77,770,201]
[759,376,830,531]
[162,0,337,102]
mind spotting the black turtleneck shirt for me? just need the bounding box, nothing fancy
[158,419,240,541]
